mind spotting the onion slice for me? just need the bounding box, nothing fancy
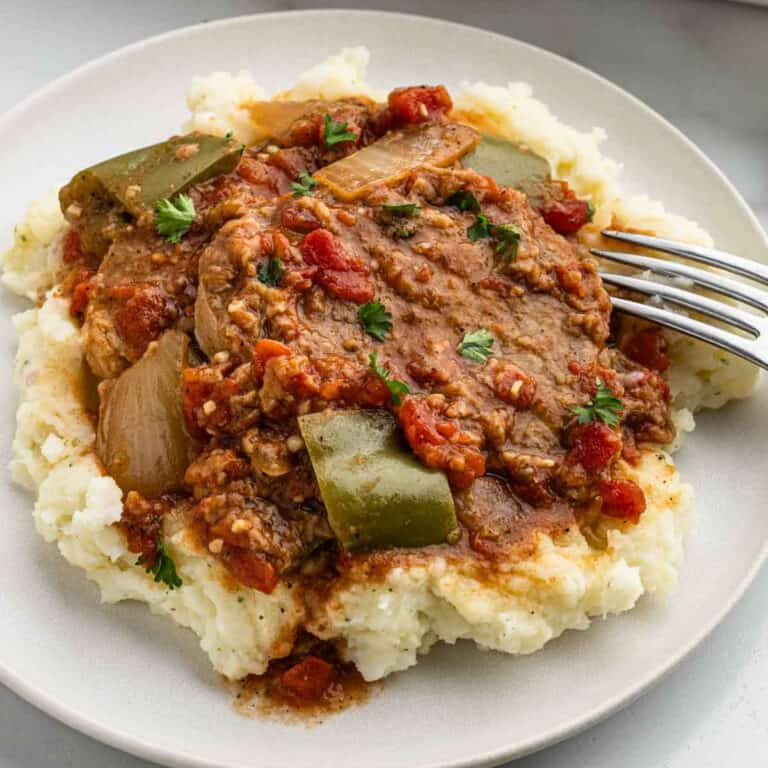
[96,330,190,498]
[247,101,320,144]
[314,122,479,200]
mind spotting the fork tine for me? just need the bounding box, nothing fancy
[600,272,763,335]
[601,229,768,286]
[591,248,768,314]
[610,297,767,369]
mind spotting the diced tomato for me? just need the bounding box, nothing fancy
[181,367,240,438]
[387,85,453,126]
[236,156,288,195]
[222,550,278,593]
[398,396,486,488]
[568,422,622,472]
[492,364,537,408]
[300,229,353,271]
[280,203,321,233]
[399,396,445,446]
[253,339,292,380]
[280,354,390,409]
[300,229,374,304]
[599,478,646,523]
[266,146,315,179]
[281,656,335,701]
[345,370,391,408]
[62,228,83,263]
[317,269,375,304]
[541,198,592,235]
[120,491,162,567]
[623,327,670,372]
[289,116,323,148]
[111,284,175,354]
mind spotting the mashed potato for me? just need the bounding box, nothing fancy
[2,49,756,683]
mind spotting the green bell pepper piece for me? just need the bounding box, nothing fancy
[59,132,243,219]
[462,133,550,192]
[298,410,458,551]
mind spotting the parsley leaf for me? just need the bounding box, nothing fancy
[447,189,481,213]
[468,213,491,242]
[291,172,317,197]
[155,194,196,244]
[586,202,595,222]
[138,538,182,590]
[258,257,284,287]
[571,377,624,427]
[224,131,233,140]
[358,300,393,341]
[323,113,357,148]
[490,223,521,260]
[382,203,421,217]
[458,328,494,363]
[369,351,410,405]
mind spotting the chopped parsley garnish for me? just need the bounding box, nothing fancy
[224,131,233,140]
[291,172,317,197]
[457,328,494,363]
[359,300,393,341]
[447,189,481,213]
[587,202,595,222]
[571,378,624,427]
[323,113,357,148]
[467,213,491,242]
[369,351,410,405]
[155,194,196,244]
[382,203,421,217]
[138,538,182,590]
[258,257,284,287]
[490,223,521,260]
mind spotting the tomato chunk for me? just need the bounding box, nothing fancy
[111,284,175,355]
[318,269,375,304]
[387,85,453,126]
[300,229,374,304]
[541,198,592,235]
[253,339,292,380]
[569,422,622,472]
[599,478,646,523]
[222,550,278,593]
[399,396,485,488]
[280,203,322,233]
[623,327,670,372]
[300,229,355,271]
[281,656,335,701]
[181,367,240,438]
[236,156,288,195]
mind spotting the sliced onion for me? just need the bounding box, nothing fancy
[96,330,190,498]
[246,101,321,144]
[194,279,227,358]
[314,122,479,201]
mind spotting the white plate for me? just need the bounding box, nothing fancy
[1,10,766,768]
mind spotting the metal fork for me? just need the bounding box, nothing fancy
[592,230,768,370]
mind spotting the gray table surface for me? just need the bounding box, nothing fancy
[1,1,766,766]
